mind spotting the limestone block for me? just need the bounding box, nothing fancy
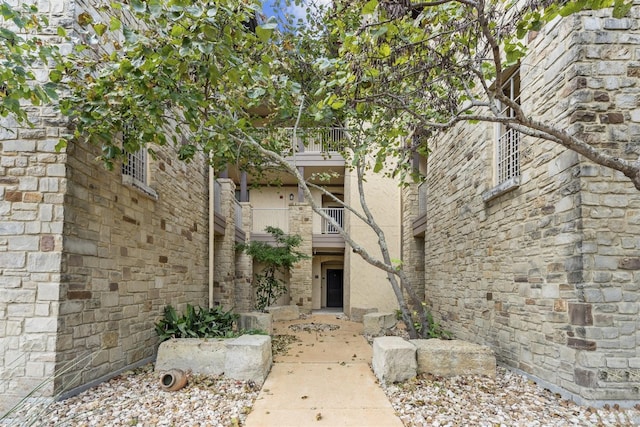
[411,339,496,378]
[238,312,273,334]
[372,336,417,384]
[363,312,397,336]
[224,335,272,385]
[266,305,299,321]
[350,307,378,323]
[155,338,227,376]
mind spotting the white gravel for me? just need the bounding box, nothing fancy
[383,366,640,427]
[4,363,639,426]
[1,364,259,427]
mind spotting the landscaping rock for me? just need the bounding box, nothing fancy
[350,307,378,322]
[411,339,496,378]
[225,335,272,385]
[238,312,273,334]
[363,312,397,336]
[266,305,299,321]
[155,338,227,376]
[372,336,417,384]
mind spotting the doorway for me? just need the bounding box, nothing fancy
[326,269,343,308]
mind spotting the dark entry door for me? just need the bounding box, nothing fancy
[326,269,343,308]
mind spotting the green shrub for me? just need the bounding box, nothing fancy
[155,304,239,342]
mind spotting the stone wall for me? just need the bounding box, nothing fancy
[213,179,237,310]
[55,139,210,395]
[0,0,72,412]
[400,184,425,310]
[234,201,254,312]
[0,120,67,413]
[416,9,640,405]
[288,203,313,312]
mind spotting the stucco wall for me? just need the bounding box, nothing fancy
[345,166,401,316]
[415,9,640,405]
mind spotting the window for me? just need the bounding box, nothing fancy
[495,67,521,185]
[121,124,157,199]
[122,148,147,184]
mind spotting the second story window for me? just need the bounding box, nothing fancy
[495,67,521,185]
[121,123,157,199]
[122,148,147,185]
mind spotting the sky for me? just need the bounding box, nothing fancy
[261,0,331,27]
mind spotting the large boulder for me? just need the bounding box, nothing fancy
[265,305,300,321]
[238,312,273,334]
[155,338,226,376]
[155,335,273,385]
[350,307,378,323]
[372,336,417,384]
[363,312,397,336]
[225,335,272,385]
[411,339,496,378]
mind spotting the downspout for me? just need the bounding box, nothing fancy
[208,163,214,309]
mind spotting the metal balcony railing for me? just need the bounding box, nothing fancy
[317,207,344,234]
[234,200,243,228]
[255,127,348,155]
[252,208,289,233]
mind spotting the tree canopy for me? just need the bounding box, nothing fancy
[0,0,636,337]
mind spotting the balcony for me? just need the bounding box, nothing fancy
[251,209,289,243]
[256,127,348,168]
[313,207,345,250]
[234,200,246,243]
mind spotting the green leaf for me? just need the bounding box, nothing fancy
[92,23,107,37]
[256,24,275,42]
[362,0,378,15]
[49,69,62,83]
[55,139,67,152]
[613,0,632,18]
[109,17,121,31]
[56,27,67,37]
[130,0,146,13]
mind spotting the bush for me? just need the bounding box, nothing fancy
[155,304,239,342]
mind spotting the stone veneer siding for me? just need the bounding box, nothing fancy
[213,179,237,310]
[0,0,219,412]
[414,9,640,405]
[55,140,210,395]
[288,203,313,313]
[234,201,254,312]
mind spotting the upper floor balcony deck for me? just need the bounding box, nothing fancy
[251,207,345,251]
[256,127,348,167]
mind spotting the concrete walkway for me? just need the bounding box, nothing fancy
[245,314,403,427]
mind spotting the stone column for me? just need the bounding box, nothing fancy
[213,179,236,310]
[235,202,254,312]
[400,184,425,308]
[288,203,313,313]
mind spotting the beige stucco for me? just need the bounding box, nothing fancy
[344,167,401,316]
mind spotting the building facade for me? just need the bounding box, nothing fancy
[403,8,640,405]
[0,0,217,412]
[225,127,402,318]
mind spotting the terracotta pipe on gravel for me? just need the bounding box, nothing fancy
[159,369,188,392]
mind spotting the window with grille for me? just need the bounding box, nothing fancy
[495,68,521,185]
[120,124,157,199]
[122,149,147,184]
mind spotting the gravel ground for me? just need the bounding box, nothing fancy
[4,363,639,426]
[1,364,259,427]
[2,331,639,426]
[383,366,640,427]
